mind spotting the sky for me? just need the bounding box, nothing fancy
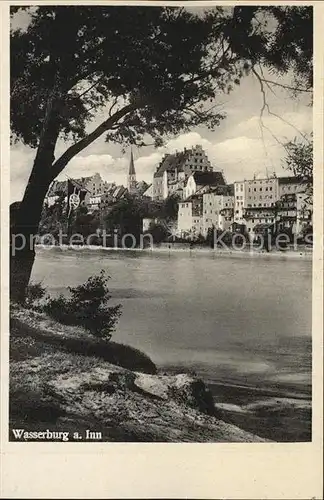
[10,8,312,202]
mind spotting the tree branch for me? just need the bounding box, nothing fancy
[108,96,119,117]
[258,78,312,94]
[50,100,142,179]
[252,67,308,144]
[72,74,105,99]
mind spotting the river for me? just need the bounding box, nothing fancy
[31,247,312,441]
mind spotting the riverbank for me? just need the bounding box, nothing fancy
[35,243,313,260]
[9,305,267,443]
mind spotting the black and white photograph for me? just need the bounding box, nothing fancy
[7,2,316,444]
[1,0,323,499]
[2,2,323,496]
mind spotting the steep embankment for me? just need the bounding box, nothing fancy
[10,306,267,442]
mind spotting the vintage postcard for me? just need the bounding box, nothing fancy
[1,1,323,498]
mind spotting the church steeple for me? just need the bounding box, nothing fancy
[127,149,136,193]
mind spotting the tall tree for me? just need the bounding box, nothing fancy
[10,6,312,302]
[283,135,313,198]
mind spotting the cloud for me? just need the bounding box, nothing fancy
[233,110,312,141]
[56,151,163,187]
[10,76,312,203]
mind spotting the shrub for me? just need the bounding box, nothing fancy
[146,221,169,244]
[43,270,122,341]
[25,281,47,309]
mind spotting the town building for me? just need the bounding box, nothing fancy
[142,183,153,199]
[276,191,312,234]
[278,176,306,198]
[177,169,311,240]
[233,175,311,237]
[243,206,277,238]
[202,189,234,236]
[178,195,204,239]
[45,173,111,208]
[152,145,214,201]
[185,171,226,199]
[167,178,186,200]
[234,175,278,223]
[45,173,127,213]
[233,180,247,223]
[45,180,68,207]
[99,185,128,211]
[245,175,279,208]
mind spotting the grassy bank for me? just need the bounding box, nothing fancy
[9,306,267,443]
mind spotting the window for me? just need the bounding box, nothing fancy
[265,187,268,191]
[269,187,272,191]
[260,187,262,191]
[252,219,255,223]
[254,188,256,192]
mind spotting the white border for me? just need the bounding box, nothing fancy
[1,2,323,498]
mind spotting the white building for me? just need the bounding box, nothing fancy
[178,195,204,239]
[233,181,247,223]
[203,192,234,236]
[185,171,226,199]
[152,145,214,201]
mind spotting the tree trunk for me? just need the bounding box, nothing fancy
[10,159,53,304]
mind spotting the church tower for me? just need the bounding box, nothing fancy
[127,149,137,193]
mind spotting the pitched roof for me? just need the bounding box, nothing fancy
[154,152,189,178]
[192,171,225,186]
[278,176,306,185]
[113,185,127,199]
[47,180,67,196]
[204,184,233,196]
[185,193,204,202]
[47,176,96,196]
